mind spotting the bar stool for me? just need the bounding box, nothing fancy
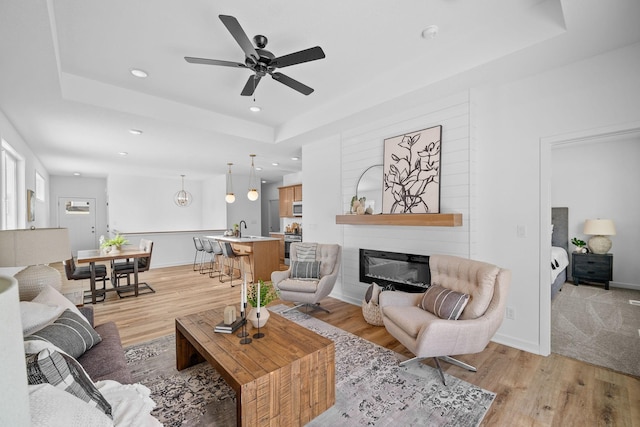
[192,237,205,271]
[200,238,222,277]
[218,241,253,287]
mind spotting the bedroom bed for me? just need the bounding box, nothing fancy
[551,207,570,299]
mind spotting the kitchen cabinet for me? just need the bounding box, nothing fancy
[270,233,285,264]
[278,184,302,218]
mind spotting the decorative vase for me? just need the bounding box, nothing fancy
[247,307,270,328]
[110,246,121,254]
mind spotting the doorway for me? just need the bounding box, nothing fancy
[58,197,97,255]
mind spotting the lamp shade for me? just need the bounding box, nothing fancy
[0,275,31,425]
[583,219,616,236]
[0,228,71,267]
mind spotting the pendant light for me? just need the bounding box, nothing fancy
[225,163,236,203]
[247,154,259,201]
[174,174,193,207]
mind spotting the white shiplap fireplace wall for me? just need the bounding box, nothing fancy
[335,91,477,305]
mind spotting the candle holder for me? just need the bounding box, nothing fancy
[253,311,264,339]
[237,302,250,339]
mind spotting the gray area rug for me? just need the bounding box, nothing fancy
[125,305,495,426]
[551,283,640,377]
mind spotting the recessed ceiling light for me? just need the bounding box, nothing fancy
[421,25,439,39]
[130,69,148,78]
[118,151,128,156]
[272,162,279,166]
[255,167,263,171]
[261,180,267,184]
[249,105,261,112]
[129,129,143,135]
[291,156,299,161]
[73,172,81,176]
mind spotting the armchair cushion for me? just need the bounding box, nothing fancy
[420,285,469,320]
[276,278,319,293]
[383,305,436,339]
[290,260,321,280]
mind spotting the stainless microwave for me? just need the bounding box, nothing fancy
[292,201,303,216]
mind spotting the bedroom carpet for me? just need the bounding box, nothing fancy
[125,306,496,426]
[551,283,640,377]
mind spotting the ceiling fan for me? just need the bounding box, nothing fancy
[185,15,325,96]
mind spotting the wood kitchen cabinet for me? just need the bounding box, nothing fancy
[278,184,302,217]
[270,233,285,264]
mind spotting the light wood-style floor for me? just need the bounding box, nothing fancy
[59,263,640,426]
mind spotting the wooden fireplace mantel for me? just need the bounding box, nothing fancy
[335,213,462,227]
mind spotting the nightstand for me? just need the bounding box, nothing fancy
[571,253,613,290]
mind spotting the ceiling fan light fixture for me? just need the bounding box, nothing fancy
[130,68,148,78]
[174,174,193,207]
[225,163,235,204]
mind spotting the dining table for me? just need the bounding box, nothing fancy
[76,247,150,304]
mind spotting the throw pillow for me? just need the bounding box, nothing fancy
[20,301,64,335]
[25,309,102,358]
[420,284,470,320]
[364,282,383,304]
[290,260,321,280]
[32,284,90,326]
[26,347,112,418]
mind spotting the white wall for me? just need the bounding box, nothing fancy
[303,41,640,356]
[224,173,262,237]
[551,134,640,287]
[0,110,50,229]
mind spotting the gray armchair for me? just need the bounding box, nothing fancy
[379,254,511,385]
[272,243,341,313]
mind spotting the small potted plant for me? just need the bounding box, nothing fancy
[101,234,129,253]
[246,279,279,327]
[571,237,587,253]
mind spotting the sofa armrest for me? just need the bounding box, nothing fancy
[78,305,95,327]
[379,290,423,308]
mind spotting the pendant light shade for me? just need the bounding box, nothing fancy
[174,175,193,207]
[247,154,259,201]
[225,163,236,203]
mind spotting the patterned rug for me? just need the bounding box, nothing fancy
[125,306,495,426]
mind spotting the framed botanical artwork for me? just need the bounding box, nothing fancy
[382,125,442,214]
[27,189,35,222]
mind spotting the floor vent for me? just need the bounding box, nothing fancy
[630,300,640,306]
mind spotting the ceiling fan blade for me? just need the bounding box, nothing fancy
[273,46,325,68]
[184,57,246,68]
[271,72,314,95]
[241,75,262,96]
[219,15,258,61]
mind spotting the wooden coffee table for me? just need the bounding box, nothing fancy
[175,308,335,426]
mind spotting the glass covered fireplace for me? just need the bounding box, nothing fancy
[359,249,430,293]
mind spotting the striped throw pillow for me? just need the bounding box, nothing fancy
[420,284,470,320]
[295,243,317,261]
[25,309,102,358]
[290,260,321,280]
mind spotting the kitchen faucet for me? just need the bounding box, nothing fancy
[239,220,247,238]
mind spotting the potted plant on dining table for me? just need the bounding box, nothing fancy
[101,234,129,254]
[246,279,279,328]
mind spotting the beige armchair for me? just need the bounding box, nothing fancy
[272,243,341,313]
[379,254,511,385]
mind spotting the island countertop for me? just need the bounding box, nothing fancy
[207,235,280,243]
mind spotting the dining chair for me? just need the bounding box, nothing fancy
[112,239,155,297]
[62,256,108,303]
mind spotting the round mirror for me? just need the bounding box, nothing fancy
[356,165,383,214]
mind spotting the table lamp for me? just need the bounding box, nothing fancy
[583,219,616,254]
[0,275,31,425]
[0,228,71,300]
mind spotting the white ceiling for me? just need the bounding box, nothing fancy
[1,0,639,182]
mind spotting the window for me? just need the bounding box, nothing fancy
[1,140,19,229]
[35,171,45,202]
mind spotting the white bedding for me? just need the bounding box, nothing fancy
[551,246,569,282]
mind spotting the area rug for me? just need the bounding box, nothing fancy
[125,306,495,426]
[551,284,640,377]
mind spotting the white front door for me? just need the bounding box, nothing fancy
[58,197,97,256]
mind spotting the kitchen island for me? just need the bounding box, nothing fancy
[208,235,281,283]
